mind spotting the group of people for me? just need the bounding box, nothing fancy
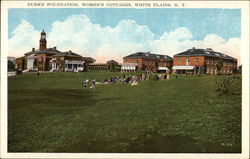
[82,73,170,89]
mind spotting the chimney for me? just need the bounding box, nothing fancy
[69,50,72,53]
[193,47,195,50]
[53,46,56,50]
[32,48,35,52]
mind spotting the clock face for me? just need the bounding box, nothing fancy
[41,35,46,39]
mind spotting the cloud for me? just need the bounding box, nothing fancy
[8,20,40,57]
[8,14,241,65]
[149,30,241,65]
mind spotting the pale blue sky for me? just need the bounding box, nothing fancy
[8,8,241,40]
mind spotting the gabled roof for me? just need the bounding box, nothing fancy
[174,48,237,61]
[124,52,173,60]
[107,60,118,64]
[24,48,61,56]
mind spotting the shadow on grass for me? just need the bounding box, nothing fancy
[8,88,98,122]
[9,88,97,107]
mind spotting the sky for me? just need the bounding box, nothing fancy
[8,8,241,64]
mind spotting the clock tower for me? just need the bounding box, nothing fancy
[39,29,47,50]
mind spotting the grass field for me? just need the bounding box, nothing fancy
[8,72,241,153]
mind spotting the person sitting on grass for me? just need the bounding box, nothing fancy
[131,77,139,86]
[154,74,160,81]
[89,79,96,89]
[91,79,96,85]
[82,80,87,87]
[124,77,129,83]
[104,78,109,84]
[90,85,95,89]
[164,74,167,79]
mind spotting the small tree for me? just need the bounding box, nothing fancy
[215,75,241,95]
[8,60,15,71]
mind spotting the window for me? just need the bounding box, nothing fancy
[136,60,139,64]
[214,60,218,65]
[195,58,199,62]
[210,59,213,65]
[178,57,182,63]
[206,59,209,64]
[186,57,190,65]
[207,67,210,74]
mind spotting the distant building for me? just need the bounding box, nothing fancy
[122,52,173,72]
[8,56,16,71]
[88,60,121,71]
[82,57,96,71]
[16,30,94,72]
[50,50,87,72]
[173,47,237,75]
[8,56,16,63]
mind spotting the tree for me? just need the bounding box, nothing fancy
[8,60,15,71]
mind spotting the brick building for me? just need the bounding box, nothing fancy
[122,52,173,72]
[173,47,237,75]
[50,50,87,72]
[16,30,94,72]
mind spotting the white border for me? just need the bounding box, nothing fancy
[1,1,249,159]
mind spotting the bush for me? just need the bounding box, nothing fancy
[215,75,241,95]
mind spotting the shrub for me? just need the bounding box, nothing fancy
[215,75,241,95]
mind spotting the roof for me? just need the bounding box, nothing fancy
[24,48,61,56]
[172,65,195,70]
[82,57,96,62]
[107,60,118,64]
[52,51,82,58]
[124,52,173,60]
[89,63,107,66]
[174,48,237,61]
[41,29,46,35]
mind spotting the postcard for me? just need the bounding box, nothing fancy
[1,0,249,159]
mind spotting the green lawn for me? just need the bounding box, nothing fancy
[8,72,241,153]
